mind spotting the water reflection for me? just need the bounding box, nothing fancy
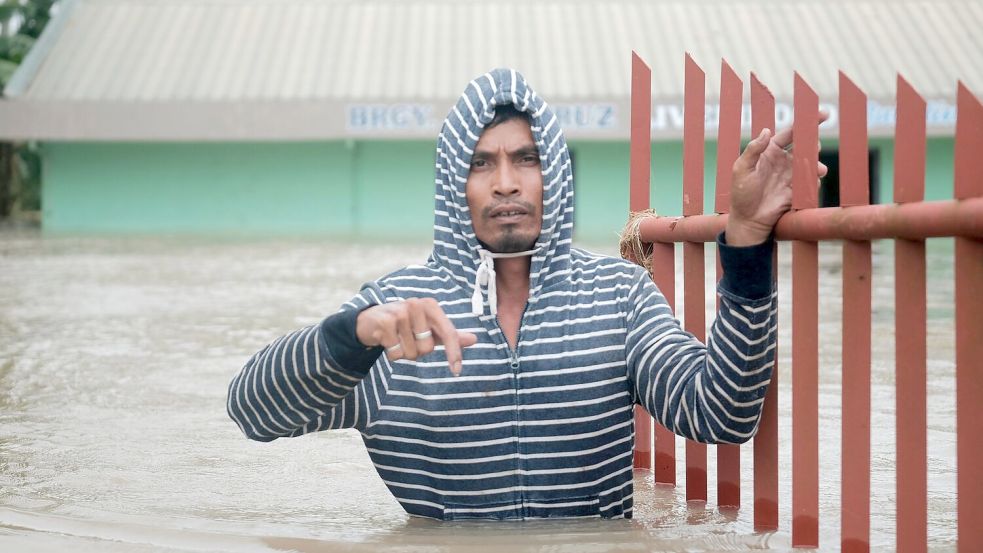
[0,232,957,551]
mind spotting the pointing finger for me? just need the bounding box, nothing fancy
[459,332,478,348]
[423,301,468,376]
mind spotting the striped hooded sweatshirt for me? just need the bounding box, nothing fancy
[227,68,777,520]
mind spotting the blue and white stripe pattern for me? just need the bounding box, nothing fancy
[228,68,777,520]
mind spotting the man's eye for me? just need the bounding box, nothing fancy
[471,159,487,169]
[521,155,538,164]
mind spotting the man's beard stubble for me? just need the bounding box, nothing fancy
[478,199,539,253]
[488,228,537,253]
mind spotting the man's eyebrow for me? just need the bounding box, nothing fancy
[511,145,540,158]
[471,144,538,159]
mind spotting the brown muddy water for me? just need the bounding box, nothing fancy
[0,232,958,552]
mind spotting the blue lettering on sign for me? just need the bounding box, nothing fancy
[553,104,618,130]
[867,100,956,129]
[652,100,956,133]
[925,101,956,127]
[347,104,435,131]
[867,101,897,129]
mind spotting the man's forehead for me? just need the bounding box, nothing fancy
[474,119,537,153]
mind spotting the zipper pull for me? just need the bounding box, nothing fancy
[510,353,520,369]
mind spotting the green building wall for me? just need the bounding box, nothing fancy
[40,137,956,240]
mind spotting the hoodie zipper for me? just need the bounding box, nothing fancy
[495,302,528,513]
[495,303,527,370]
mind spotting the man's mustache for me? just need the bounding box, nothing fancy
[481,200,537,219]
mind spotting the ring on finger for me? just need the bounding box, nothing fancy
[414,330,433,341]
[385,343,403,354]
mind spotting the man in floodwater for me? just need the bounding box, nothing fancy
[227,68,826,520]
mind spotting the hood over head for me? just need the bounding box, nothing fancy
[430,68,575,315]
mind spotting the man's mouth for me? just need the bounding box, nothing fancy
[489,205,530,221]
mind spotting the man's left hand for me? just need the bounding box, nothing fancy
[725,111,830,246]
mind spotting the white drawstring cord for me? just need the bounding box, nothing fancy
[471,248,537,316]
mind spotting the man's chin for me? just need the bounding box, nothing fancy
[480,231,538,254]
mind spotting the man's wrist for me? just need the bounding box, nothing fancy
[354,305,379,348]
[321,305,384,376]
[725,217,772,247]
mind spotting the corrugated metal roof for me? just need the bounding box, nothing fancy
[1,0,981,140]
[10,0,983,102]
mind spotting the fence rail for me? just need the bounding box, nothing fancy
[627,52,983,552]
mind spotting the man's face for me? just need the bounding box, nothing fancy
[465,118,544,253]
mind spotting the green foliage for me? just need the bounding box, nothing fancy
[1,1,53,89]
[0,32,35,63]
[15,0,54,39]
[0,2,18,23]
[0,57,16,84]
[16,144,41,210]
[1,1,52,217]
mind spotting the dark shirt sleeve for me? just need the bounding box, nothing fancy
[319,304,384,376]
[717,231,774,300]
[228,293,386,441]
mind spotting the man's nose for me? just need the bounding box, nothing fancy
[492,161,521,197]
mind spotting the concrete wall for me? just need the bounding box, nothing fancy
[40,137,957,240]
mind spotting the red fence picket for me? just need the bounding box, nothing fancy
[626,53,983,550]
[749,72,779,533]
[953,82,983,553]
[790,72,820,549]
[682,53,708,504]
[838,71,872,553]
[894,74,928,553]
[715,59,743,510]
[630,52,654,473]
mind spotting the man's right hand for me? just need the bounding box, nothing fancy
[355,298,478,376]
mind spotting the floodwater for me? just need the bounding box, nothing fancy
[0,231,958,552]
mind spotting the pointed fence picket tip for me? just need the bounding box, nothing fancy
[792,72,819,211]
[838,70,870,207]
[954,81,983,200]
[629,51,652,215]
[714,58,743,215]
[750,72,775,136]
[682,53,705,218]
[894,74,927,204]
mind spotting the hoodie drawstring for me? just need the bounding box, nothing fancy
[471,248,538,316]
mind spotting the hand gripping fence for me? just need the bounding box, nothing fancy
[624,52,983,552]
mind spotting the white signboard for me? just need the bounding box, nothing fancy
[344,100,957,137]
[652,101,957,133]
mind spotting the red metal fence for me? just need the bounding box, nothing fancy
[627,52,983,551]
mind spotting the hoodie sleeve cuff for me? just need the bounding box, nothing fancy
[717,231,774,301]
[319,304,384,377]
